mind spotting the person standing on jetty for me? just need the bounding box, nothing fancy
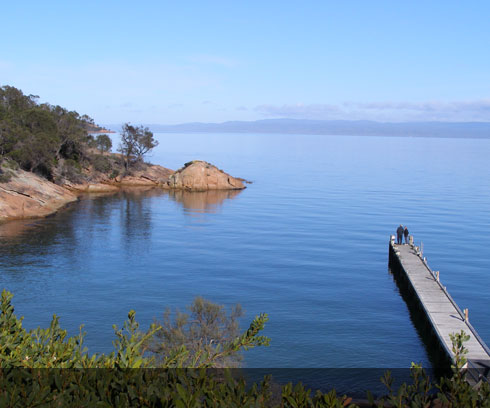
[396,225,404,244]
[404,226,409,244]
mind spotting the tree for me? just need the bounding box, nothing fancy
[95,134,112,154]
[0,86,97,179]
[149,297,266,368]
[15,108,60,175]
[118,123,158,170]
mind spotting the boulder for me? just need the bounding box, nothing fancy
[166,161,245,191]
[0,169,78,221]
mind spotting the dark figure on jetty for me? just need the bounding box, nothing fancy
[396,225,404,244]
[404,226,409,244]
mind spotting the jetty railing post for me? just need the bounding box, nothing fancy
[420,241,424,258]
[409,235,414,246]
[435,271,440,281]
[464,308,469,322]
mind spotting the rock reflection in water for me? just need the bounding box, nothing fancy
[0,219,44,242]
[168,189,242,213]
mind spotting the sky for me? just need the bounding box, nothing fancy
[1,1,490,124]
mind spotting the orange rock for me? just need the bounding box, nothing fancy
[114,164,174,187]
[166,160,246,191]
[0,169,77,221]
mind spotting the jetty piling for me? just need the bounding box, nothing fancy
[388,235,490,384]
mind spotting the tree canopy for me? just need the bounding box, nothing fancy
[0,85,94,178]
[118,123,159,169]
[95,134,112,154]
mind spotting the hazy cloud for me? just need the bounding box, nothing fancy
[255,101,490,122]
[255,103,342,119]
[346,100,490,112]
[236,106,248,111]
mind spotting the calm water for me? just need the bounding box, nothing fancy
[1,133,489,390]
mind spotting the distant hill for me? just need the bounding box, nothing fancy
[105,119,490,139]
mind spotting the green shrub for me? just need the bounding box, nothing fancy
[61,159,83,182]
[0,290,269,370]
[92,154,112,173]
[149,297,246,368]
[0,169,12,183]
[1,290,489,407]
[3,159,19,170]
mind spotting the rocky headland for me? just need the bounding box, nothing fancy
[0,159,246,222]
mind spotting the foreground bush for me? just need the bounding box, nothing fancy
[0,290,489,407]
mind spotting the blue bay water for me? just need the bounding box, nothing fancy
[1,133,489,387]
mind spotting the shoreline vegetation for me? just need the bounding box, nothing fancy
[0,86,246,223]
[1,289,489,406]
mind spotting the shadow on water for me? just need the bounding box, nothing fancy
[387,254,452,380]
[167,189,242,213]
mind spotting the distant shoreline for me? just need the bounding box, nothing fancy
[103,119,490,139]
[90,128,116,134]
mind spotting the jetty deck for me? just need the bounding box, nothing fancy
[389,236,490,382]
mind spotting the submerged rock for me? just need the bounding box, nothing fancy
[165,160,246,191]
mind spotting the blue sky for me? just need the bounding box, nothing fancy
[2,1,490,124]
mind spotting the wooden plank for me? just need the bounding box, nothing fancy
[390,239,490,367]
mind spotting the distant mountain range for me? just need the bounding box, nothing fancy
[104,119,490,138]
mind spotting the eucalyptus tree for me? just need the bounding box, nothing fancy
[95,134,112,154]
[118,123,158,170]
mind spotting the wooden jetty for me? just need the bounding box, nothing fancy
[388,235,490,383]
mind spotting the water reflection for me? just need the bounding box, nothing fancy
[0,187,241,262]
[0,219,43,242]
[0,206,79,268]
[168,189,242,213]
[0,188,241,244]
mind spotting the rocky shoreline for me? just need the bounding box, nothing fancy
[0,160,246,222]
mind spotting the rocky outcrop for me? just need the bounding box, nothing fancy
[116,164,174,187]
[63,181,119,193]
[63,164,174,192]
[0,164,174,222]
[0,169,78,221]
[165,161,245,191]
[0,161,244,222]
